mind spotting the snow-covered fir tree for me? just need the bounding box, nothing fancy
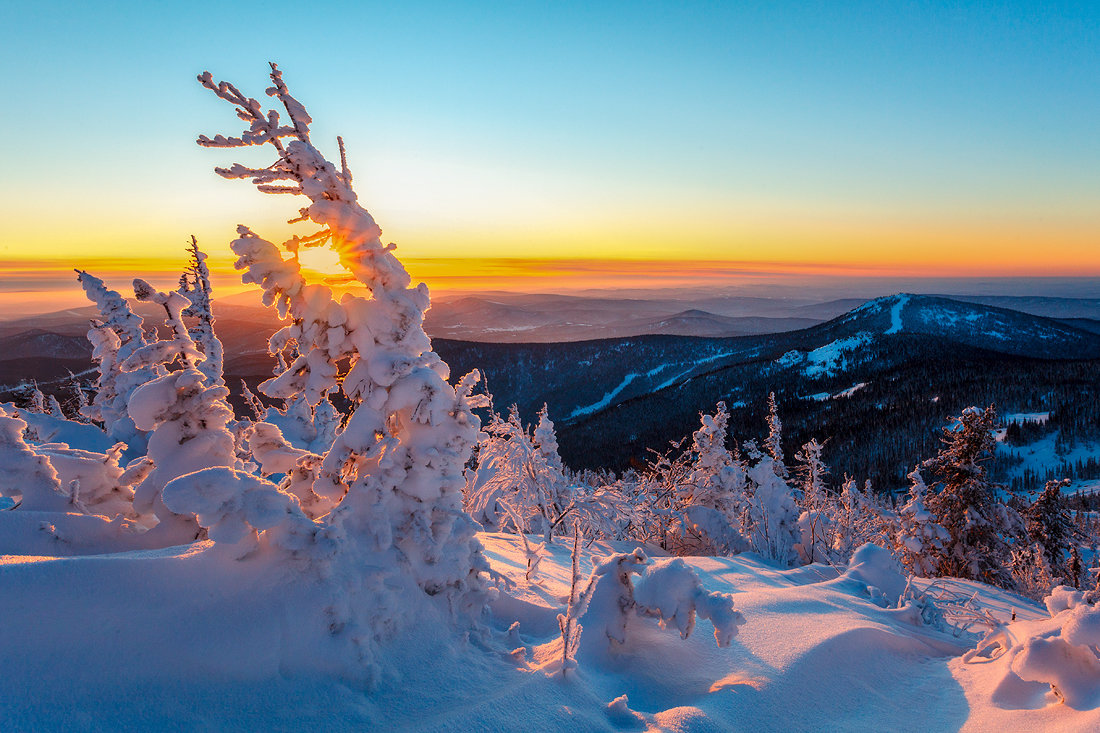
[923,406,1019,586]
[893,465,949,576]
[744,440,800,565]
[764,391,788,479]
[674,402,749,555]
[123,280,237,540]
[198,64,494,634]
[177,235,224,386]
[1023,479,1075,580]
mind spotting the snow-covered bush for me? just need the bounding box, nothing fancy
[0,405,71,512]
[570,547,745,661]
[839,542,908,608]
[34,442,148,521]
[197,64,494,632]
[466,405,620,542]
[966,586,1100,707]
[634,557,747,646]
[830,476,887,562]
[162,467,336,561]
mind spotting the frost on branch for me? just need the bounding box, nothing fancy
[466,404,622,543]
[198,64,493,627]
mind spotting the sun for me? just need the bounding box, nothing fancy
[296,245,348,279]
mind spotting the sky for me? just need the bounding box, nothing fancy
[1,1,1098,314]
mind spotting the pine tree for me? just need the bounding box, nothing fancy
[923,406,1019,586]
[1023,479,1074,580]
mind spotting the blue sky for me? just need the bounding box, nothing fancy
[1,0,1098,297]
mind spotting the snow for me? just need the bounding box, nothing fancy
[1000,432,1100,483]
[803,382,868,402]
[0,529,1093,730]
[1004,412,1051,425]
[802,333,872,377]
[885,293,909,335]
[834,381,869,399]
[569,373,639,418]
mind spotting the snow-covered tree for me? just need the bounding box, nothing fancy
[674,402,749,555]
[744,440,800,565]
[28,385,47,414]
[830,476,881,562]
[76,270,163,449]
[45,394,65,419]
[764,391,787,478]
[122,281,236,542]
[1024,479,1074,579]
[162,467,336,561]
[198,64,493,630]
[923,406,1019,586]
[893,466,949,576]
[793,438,832,564]
[66,373,91,423]
[177,235,224,386]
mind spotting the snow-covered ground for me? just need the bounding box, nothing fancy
[998,430,1100,480]
[0,525,1094,731]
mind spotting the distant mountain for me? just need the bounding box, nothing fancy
[435,294,1100,486]
[941,295,1100,320]
[0,329,91,360]
[422,293,826,341]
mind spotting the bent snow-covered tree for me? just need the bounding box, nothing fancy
[197,64,492,620]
